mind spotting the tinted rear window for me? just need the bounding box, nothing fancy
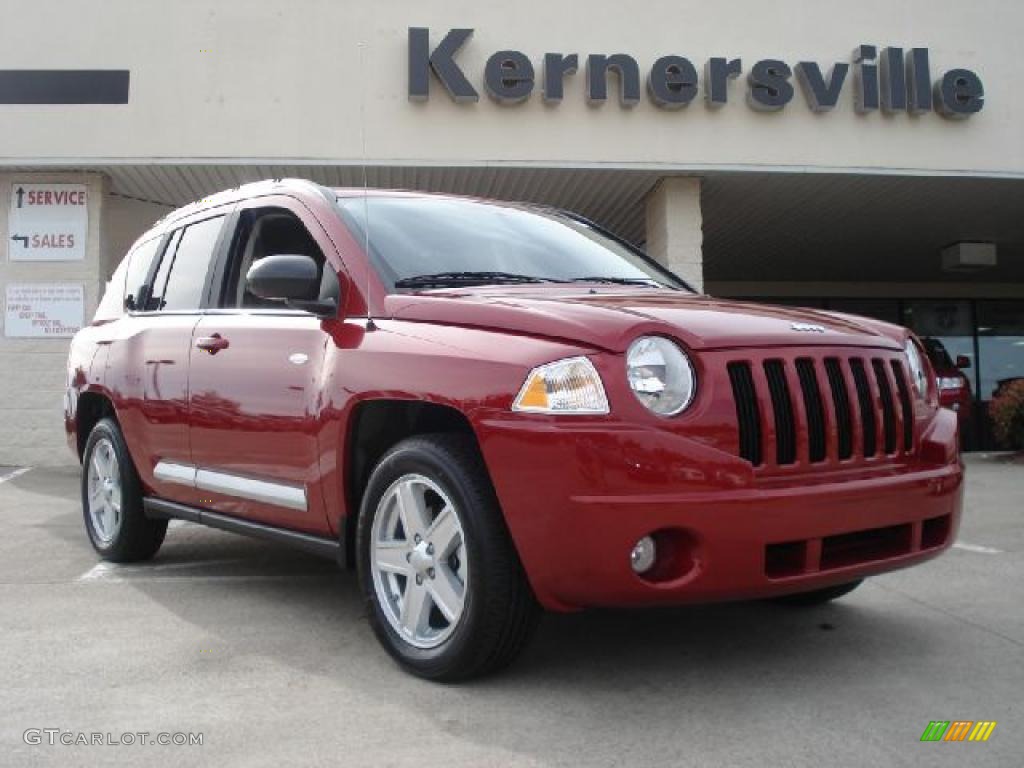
[149,216,225,311]
[122,237,162,311]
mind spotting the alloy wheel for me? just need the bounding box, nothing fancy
[370,473,469,649]
[87,437,122,545]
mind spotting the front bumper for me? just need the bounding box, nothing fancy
[476,408,963,612]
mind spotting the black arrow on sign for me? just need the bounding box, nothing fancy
[11,235,28,248]
[15,187,24,208]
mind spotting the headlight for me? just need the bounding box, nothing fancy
[905,339,928,397]
[512,356,609,414]
[626,336,696,416]
[938,376,962,391]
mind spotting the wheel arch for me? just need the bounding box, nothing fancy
[75,390,118,462]
[342,398,482,567]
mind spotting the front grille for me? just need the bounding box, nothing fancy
[795,358,826,463]
[823,358,853,460]
[764,513,952,578]
[849,358,877,457]
[891,360,914,452]
[872,359,897,454]
[764,359,797,465]
[727,362,762,466]
[725,350,915,471]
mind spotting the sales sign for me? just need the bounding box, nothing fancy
[7,183,88,261]
[4,283,85,338]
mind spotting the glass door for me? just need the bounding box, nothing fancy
[976,301,1024,448]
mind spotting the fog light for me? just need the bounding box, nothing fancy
[630,536,657,574]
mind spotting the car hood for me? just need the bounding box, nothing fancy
[384,287,906,353]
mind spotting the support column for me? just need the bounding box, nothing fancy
[644,177,704,292]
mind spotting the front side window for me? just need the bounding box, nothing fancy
[147,217,225,311]
[220,208,327,308]
[336,196,688,291]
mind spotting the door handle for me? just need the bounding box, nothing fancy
[196,334,230,354]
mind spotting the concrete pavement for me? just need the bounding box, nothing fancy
[1,455,1021,767]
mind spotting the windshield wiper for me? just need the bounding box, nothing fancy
[569,276,674,288]
[394,271,554,289]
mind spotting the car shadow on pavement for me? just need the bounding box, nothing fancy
[6,466,81,502]
[118,526,937,681]
[36,471,941,702]
[47,512,965,765]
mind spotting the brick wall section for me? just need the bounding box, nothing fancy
[644,177,704,293]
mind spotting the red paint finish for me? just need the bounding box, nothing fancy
[187,314,331,533]
[104,313,199,492]
[65,180,964,612]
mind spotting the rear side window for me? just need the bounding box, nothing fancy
[147,229,181,309]
[94,257,130,322]
[121,238,162,312]
[148,216,225,311]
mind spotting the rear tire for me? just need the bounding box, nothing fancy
[81,418,167,562]
[357,434,539,681]
[770,579,864,606]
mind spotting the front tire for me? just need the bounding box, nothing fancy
[357,434,538,681]
[770,579,864,606]
[82,418,167,562]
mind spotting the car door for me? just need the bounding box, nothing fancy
[106,215,228,502]
[186,197,338,536]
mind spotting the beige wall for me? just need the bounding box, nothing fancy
[0,0,1020,467]
[0,0,1019,178]
[0,173,103,466]
[0,174,165,467]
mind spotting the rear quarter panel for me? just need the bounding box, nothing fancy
[64,327,107,457]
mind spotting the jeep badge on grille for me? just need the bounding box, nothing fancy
[791,322,827,333]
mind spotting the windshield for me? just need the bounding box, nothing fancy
[922,337,955,369]
[335,196,689,291]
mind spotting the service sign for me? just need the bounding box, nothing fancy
[4,283,85,338]
[7,183,88,261]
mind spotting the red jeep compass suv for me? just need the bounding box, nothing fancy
[66,179,963,680]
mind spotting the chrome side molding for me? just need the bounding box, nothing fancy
[152,460,307,512]
[153,461,196,487]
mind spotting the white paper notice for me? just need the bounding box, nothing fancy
[8,183,88,261]
[4,284,85,338]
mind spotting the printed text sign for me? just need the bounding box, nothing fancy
[4,283,85,337]
[8,183,88,261]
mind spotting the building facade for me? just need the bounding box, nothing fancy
[1,0,1022,464]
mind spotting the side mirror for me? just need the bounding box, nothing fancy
[956,354,971,369]
[246,254,338,318]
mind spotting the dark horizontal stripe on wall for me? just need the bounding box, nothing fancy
[0,70,129,104]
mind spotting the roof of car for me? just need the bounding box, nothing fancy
[160,180,500,223]
[134,179,563,253]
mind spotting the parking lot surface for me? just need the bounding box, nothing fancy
[1,455,1021,767]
